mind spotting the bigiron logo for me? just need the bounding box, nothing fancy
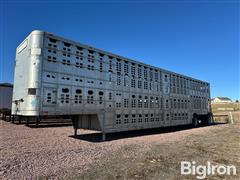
[181,161,237,179]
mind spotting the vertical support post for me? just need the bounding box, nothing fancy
[74,128,77,137]
[102,133,106,141]
[72,115,79,137]
[229,112,233,124]
[36,116,40,127]
[18,116,21,124]
[102,111,106,141]
[26,116,29,126]
[10,114,12,122]
[36,117,38,127]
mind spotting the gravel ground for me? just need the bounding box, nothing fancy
[0,118,238,179]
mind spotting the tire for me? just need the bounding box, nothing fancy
[207,113,213,125]
[192,117,199,127]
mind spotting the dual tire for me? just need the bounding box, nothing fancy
[192,116,199,127]
[192,113,212,127]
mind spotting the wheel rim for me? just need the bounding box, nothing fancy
[193,117,198,127]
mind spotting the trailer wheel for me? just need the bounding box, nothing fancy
[192,117,199,127]
[207,113,213,125]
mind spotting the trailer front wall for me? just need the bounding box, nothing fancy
[12,31,44,116]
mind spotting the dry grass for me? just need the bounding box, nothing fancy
[80,123,240,180]
[213,111,240,124]
[211,102,240,113]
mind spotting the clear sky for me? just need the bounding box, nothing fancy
[0,0,239,100]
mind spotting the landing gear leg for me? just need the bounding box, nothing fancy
[102,133,106,141]
[36,116,41,127]
[74,128,78,137]
[26,116,29,126]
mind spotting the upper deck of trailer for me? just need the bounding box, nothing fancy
[21,30,210,87]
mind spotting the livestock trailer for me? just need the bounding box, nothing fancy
[12,30,212,140]
[0,83,13,110]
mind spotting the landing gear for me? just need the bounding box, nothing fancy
[102,133,106,141]
[74,128,78,137]
[71,116,79,137]
[36,116,41,127]
[26,116,29,126]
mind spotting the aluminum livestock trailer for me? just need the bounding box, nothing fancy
[12,30,212,140]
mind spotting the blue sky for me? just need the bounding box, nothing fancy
[0,0,239,100]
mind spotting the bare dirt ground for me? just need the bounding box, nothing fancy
[0,112,239,179]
